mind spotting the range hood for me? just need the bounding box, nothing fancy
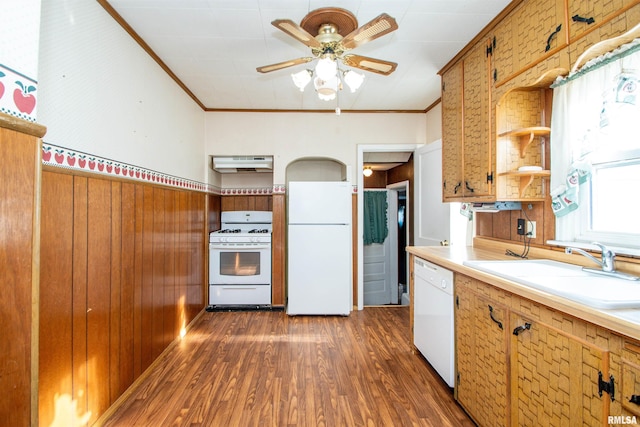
[212,156,273,173]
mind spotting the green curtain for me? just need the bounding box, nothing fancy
[363,191,388,245]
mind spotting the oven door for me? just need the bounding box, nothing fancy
[209,243,271,285]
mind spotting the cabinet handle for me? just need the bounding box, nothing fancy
[465,181,475,193]
[630,395,640,405]
[454,182,461,194]
[572,14,595,25]
[545,24,562,52]
[513,322,531,336]
[488,305,503,330]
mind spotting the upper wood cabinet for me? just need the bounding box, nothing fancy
[442,62,464,200]
[463,40,494,199]
[568,0,640,69]
[492,0,567,86]
[442,39,494,202]
[495,87,553,201]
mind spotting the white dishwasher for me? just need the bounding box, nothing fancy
[413,256,455,387]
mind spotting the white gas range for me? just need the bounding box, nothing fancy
[208,211,272,308]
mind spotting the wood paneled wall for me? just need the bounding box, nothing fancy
[221,195,272,212]
[39,169,208,426]
[0,117,46,427]
[475,199,556,247]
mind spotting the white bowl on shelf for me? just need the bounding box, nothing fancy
[518,165,543,172]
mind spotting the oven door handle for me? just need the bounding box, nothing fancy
[209,244,271,250]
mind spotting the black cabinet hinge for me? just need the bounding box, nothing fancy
[598,372,615,401]
[493,69,498,82]
[486,36,497,57]
[487,172,494,183]
[457,372,461,385]
[456,295,459,308]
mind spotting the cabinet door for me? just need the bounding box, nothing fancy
[455,288,509,427]
[568,1,640,69]
[462,40,493,198]
[491,13,514,87]
[441,62,463,200]
[568,0,637,41]
[507,0,567,81]
[511,313,610,426]
[621,340,640,418]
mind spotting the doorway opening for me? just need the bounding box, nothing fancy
[357,144,420,310]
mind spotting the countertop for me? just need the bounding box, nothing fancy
[407,243,640,342]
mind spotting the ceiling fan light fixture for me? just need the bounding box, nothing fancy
[291,69,313,91]
[343,70,364,92]
[363,166,373,177]
[315,56,337,80]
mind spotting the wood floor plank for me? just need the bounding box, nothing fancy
[102,307,474,427]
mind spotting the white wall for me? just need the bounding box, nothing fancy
[204,112,427,184]
[425,102,442,143]
[37,0,205,182]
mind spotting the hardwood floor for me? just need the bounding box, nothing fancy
[101,307,474,426]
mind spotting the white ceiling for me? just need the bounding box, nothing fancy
[105,0,511,112]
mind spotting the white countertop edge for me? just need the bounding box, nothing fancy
[407,245,640,342]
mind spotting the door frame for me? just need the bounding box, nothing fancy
[387,180,410,302]
[356,144,421,310]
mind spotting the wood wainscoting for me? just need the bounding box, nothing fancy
[38,168,209,426]
[0,114,46,427]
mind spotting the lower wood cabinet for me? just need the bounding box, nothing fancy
[621,340,640,419]
[455,273,624,426]
[510,311,609,425]
[455,285,509,427]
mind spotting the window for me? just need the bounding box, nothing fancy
[550,42,640,255]
[575,151,640,248]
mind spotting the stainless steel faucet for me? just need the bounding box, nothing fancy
[565,242,639,281]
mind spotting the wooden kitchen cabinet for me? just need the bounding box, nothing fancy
[462,39,493,198]
[441,62,463,200]
[455,275,510,427]
[621,340,640,418]
[455,273,618,426]
[491,0,567,86]
[495,88,552,201]
[510,311,610,426]
[441,39,494,202]
[567,0,640,68]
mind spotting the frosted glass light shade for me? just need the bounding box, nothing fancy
[291,69,312,91]
[343,70,364,92]
[314,76,338,101]
[315,57,337,80]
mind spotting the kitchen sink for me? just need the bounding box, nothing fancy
[462,259,640,309]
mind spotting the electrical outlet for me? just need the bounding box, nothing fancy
[517,218,525,235]
[527,221,537,238]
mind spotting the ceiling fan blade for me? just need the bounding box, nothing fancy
[342,54,397,75]
[272,19,323,49]
[256,57,315,73]
[340,13,398,50]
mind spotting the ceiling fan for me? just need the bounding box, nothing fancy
[256,7,399,77]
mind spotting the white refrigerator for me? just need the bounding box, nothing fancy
[287,181,352,315]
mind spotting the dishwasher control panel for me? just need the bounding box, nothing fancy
[414,257,454,295]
